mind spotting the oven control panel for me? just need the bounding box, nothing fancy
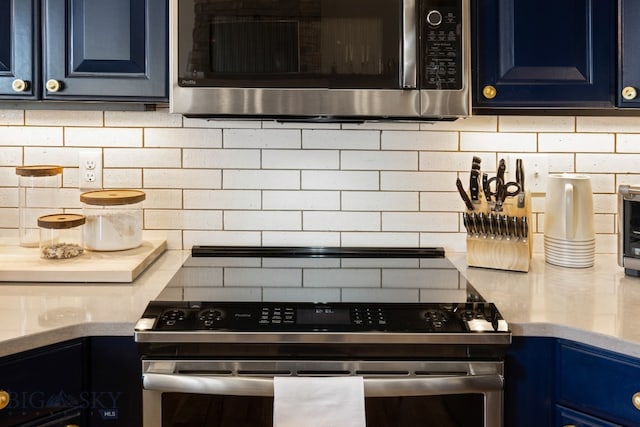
[137,301,508,333]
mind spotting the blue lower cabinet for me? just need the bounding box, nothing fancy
[0,339,88,426]
[557,405,622,427]
[557,340,640,426]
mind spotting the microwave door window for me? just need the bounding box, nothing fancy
[178,0,403,89]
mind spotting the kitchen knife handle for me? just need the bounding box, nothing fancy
[456,178,474,211]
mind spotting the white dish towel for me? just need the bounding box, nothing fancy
[273,376,366,427]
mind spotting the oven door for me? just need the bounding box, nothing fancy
[142,360,504,427]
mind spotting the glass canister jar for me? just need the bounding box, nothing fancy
[16,165,63,247]
[38,214,85,259]
[80,190,145,251]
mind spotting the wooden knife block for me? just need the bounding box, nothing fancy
[465,192,533,273]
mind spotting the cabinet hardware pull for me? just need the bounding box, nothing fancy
[0,390,9,410]
[623,86,638,101]
[633,391,640,410]
[46,79,63,93]
[11,79,28,92]
[482,85,497,100]
[563,425,576,427]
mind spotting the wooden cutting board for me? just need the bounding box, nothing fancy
[0,239,166,283]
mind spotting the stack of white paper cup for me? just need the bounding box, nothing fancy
[544,174,595,268]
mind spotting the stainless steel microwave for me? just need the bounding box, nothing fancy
[170,0,470,121]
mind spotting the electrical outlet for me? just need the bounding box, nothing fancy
[505,154,549,193]
[78,150,102,189]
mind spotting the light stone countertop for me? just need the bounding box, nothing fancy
[2,250,640,360]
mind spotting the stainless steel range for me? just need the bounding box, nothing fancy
[135,246,511,427]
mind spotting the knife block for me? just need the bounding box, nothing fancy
[465,192,533,273]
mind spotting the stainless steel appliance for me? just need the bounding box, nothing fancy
[619,185,640,276]
[135,246,510,426]
[170,0,470,120]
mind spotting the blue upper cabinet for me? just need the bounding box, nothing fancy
[620,0,640,107]
[0,0,39,99]
[472,0,615,109]
[0,0,167,102]
[43,0,167,101]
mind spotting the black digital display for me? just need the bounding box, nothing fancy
[297,306,350,325]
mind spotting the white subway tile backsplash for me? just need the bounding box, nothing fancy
[0,148,21,166]
[341,150,417,171]
[304,211,380,231]
[65,127,142,147]
[224,210,302,230]
[103,168,142,189]
[184,149,260,169]
[538,133,614,153]
[105,148,181,168]
[145,128,222,148]
[577,154,640,174]
[184,190,261,210]
[381,171,456,191]
[262,231,341,246]
[0,126,62,146]
[224,129,301,148]
[0,168,18,186]
[302,171,379,190]
[184,287,263,301]
[263,149,339,169]
[382,212,457,232]
[381,131,458,151]
[0,110,24,125]
[0,111,635,256]
[340,232,419,247]
[342,191,418,211]
[26,110,103,127]
[264,191,340,210]
[461,132,537,152]
[499,116,575,132]
[302,130,380,150]
[104,110,183,127]
[144,169,221,189]
[224,170,300,189]
[183,230,261,247]
[577,116,640,133]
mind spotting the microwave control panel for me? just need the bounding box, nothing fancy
[420,0,464,90]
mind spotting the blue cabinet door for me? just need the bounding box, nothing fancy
[42,0,168,101]
[0,0,39,99]
[473,0,615,108]
[619,0,640,107]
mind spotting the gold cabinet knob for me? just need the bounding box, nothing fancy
[0,390,10,410]
[622,86,638,101]
[12,79,28,92]
[633,391,640,410]
[482,85,497,100]
[46,79,62,92]
[65,425,80,427]
[563,425,576,427]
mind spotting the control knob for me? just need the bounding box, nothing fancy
[426,10,443,26]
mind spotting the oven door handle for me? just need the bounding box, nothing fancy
[143,373,503,397]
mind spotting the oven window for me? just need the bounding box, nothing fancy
[161,393,484,427]
[178,0,403,88]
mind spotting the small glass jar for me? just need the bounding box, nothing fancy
[38,214,85,260]
[16,165,63,247]
[80,190,145,251]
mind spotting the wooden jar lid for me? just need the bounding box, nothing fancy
[16,165,63,177]
[80,189,146,206]
[38,214,86,229]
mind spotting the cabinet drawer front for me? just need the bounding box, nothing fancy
[558,341,640,425]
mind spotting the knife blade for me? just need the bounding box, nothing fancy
[456,178,474,211]
[515,158,525,208]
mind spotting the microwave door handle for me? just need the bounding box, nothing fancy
[143,373,502,397]
[402,0,417,89]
